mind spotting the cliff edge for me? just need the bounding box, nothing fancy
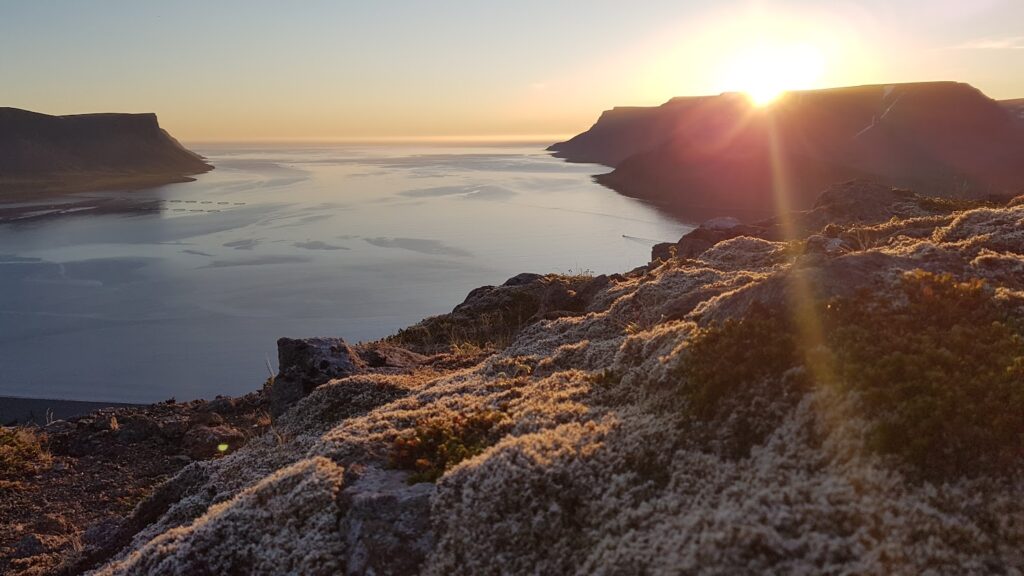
[0,108,211,199]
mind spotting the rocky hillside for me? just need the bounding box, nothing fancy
[5,180,1023,574]
[552,82,1024,221]
[0,108,211,198]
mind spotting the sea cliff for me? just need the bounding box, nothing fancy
[551,82,1024,221]
[0,108,211,200]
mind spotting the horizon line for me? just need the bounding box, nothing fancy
[182,133,574,146]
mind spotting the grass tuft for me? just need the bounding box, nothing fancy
[0,426,51,478]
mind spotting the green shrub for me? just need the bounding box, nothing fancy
[823,270,1024,479]
[391,410,507,483]
[675,270,1024,479]
[678,305,802,419]
[675,305,809,457]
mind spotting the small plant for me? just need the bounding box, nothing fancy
[563,267,595,279]
[915,195,996,214]
[823,270,1024,479]
[391,410,507,483]
[0,426,51,478]
[673,305,808,457]
[676,305,803,420]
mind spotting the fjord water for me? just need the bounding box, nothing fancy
[0,144,689,403]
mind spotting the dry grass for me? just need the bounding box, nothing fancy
[0,426,51,478]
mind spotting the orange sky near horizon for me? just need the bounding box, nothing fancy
[2,1,1023,142]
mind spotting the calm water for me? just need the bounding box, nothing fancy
[0,144,689,402]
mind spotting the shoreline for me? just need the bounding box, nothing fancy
[0,396,142,426]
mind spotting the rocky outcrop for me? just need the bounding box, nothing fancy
[0,108,211,197]
[651,179,1002,262]
[388,272,612,354]
[9,185,1024,575]
[271,338,365,417]
[554,82,1024,221]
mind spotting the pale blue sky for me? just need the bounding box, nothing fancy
[2,0,1022,140]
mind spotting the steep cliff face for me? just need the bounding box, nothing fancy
[553,83,1024,221]
[548,93,751,166]
[0,108,211,195]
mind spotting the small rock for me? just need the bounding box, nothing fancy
[160,418,189,439]
[13,533,45,558]
[89,414,119,432]
[43,419,76,435]
[82,518,121,549]
[169,454,194,466]
[188,411,224,428]
[341,468,436,575]
[201,396,237,413]
[804,234,847,256]
[183,424,246,459]
[115,414,162,443]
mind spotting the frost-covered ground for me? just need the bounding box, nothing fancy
[83,185,1024,575]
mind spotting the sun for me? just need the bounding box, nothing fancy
[722,43,826,106]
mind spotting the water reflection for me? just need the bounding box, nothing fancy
[0,144,690,402]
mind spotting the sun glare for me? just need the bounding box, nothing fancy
[723,43,826,106]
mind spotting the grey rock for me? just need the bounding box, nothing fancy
[271,337,365,417]
[82,518,121,549]
[13,533,45,558]
[340,468,436,575]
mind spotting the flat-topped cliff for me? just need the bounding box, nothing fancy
[0,108,211,198]
[552,82,1024,221]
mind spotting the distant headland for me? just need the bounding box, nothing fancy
[0,108,211,201]
[551,81,1024,222]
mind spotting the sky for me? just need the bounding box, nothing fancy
[2,0,1023,141]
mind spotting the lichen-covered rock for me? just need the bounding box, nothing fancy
[652,217,768,261]
[87,193,1024,575]
[341,467,435,575]
[92,457,348,576]
[388,272,605,354]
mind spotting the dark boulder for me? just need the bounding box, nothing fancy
[653,218,768,262]
[270,337,365,417]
